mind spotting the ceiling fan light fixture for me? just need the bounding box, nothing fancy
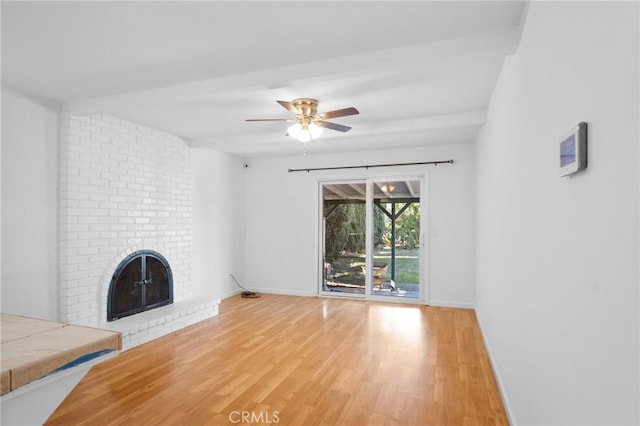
[298,126,312,143]
[309,123,324,139]
[287,122,302,139]
[289,121,322,143]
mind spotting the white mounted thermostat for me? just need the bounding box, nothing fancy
[559,122,587,177]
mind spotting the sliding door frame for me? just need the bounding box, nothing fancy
[317,172,430,305]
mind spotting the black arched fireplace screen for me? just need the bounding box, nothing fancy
[107,250,173,321]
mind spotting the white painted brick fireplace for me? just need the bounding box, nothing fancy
[58,111,219,348]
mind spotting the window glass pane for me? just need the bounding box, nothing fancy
[372,180,420,299]
[322,183,366,295]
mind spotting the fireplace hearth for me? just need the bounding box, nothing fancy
[107,250,173,321]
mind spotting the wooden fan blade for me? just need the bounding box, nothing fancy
[319,107,359,120]
[245,118,295,122]
[277,100,300,115]
[319,121,352,132]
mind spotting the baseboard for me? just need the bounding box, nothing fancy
[229,292,476,306]
[219,288,243,300]
[474,309,517,425]
[427,299,475,309]
[248,287,317,297]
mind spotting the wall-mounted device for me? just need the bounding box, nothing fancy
[559,122,587,177]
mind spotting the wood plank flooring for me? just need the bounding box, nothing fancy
[46,294,508,425]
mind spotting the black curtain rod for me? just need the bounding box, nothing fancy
[288,159,454,173]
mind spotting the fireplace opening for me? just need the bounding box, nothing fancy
[107,250,173,322]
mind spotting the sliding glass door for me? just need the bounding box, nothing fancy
[320,178,424,302]
[321,182,367,295]
[370,179,421,299]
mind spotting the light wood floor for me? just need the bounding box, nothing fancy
[46,294,508,425]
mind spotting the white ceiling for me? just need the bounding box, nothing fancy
[1,1,525,158]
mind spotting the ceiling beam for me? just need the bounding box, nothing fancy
[65,27,521,117]
[323,185,349,199]
[405,181,417,198]
[348,184,366,197]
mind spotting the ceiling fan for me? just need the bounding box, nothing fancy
[246,98,359,142]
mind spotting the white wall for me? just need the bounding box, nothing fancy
[1,88,59,320]
[476,2,639,425]
[192,148,246,299]
[244,143,476,306]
